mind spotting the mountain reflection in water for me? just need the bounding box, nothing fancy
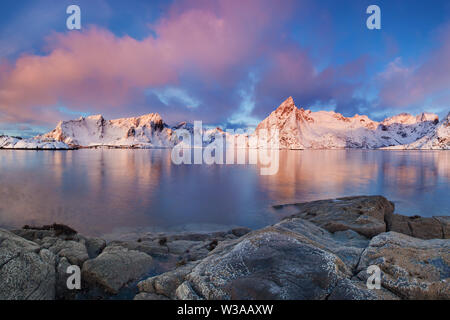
[0,149,448,237]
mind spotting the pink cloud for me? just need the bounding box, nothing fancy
[0,0,297,125]
[378,24,450,108]
[253,45,368,116]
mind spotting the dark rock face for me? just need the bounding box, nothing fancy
[126,127,136,138]
[22,223,77,237]
[278,196,395,238]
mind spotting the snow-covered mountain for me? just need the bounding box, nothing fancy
[2,97,448,150]
[0,136,71,149]
[385,112,450,150]
[39,113,179,148]
[254,97,446,149]
[38,113,223,149]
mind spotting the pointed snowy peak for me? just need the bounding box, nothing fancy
[275,96,297,114]
[416,112,439,124]
[135,113,164,123]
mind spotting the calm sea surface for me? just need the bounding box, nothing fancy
[0,149,448,237]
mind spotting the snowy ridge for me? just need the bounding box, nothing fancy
[0,136,71,149]
[254,97,446,149]
[2,97,448,150]
[384,112,450,150]
[39,113,178,148]
[38,113,222,149]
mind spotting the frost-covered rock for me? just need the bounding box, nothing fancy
[136,195,449,301]
[328,278,400,300]
[137,218,374,300]
[0,229,56,300]
[174,227,352,300]
[1,195,449,301]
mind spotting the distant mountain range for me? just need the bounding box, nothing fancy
[1,97,449,150]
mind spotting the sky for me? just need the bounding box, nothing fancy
[0,0,449,137]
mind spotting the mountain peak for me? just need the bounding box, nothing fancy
[278,96,295,108]
[274,97,298,116]
[86,114,103,120]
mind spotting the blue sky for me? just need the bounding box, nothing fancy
[0,0,449,136]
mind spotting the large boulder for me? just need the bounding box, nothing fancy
[0,229,56,300]
[138,262,198,299]
[85,237,106,259]
[175,227,351,300]
[136,218,395,300]
[82,245,154,294]
[278,196,394,238]
[137,223,358,300]
[275,217,369,270]
[356,232,450,299]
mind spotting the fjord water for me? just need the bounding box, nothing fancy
[0,149,448,237]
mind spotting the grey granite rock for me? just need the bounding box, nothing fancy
[45,239,89,266]
[175,227,351,300]
[279,196,394,238]
[82,245,154,294]
[85,237,106,259]
[275,218,369,270]
[55,257,76,299]
[0,229,56,300]
[328,278,399,300]
[356,231,450,299]
[138,262,198,299]
[134,292,170,300]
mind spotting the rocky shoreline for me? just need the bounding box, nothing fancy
[0,196,448,300]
